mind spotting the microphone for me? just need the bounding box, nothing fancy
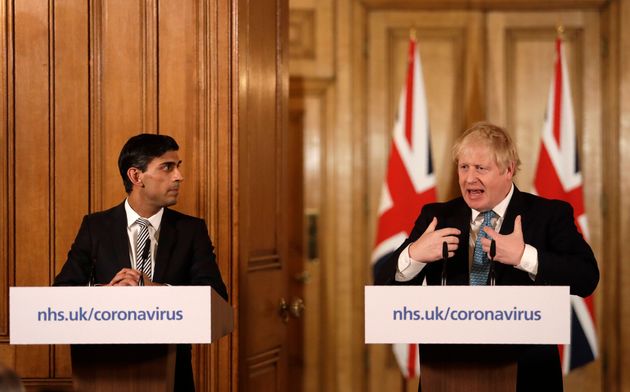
[489,239,496,286]
[441,241,448,286]
[88,241,99,287]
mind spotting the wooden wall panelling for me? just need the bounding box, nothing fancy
[318,83,339,392]
[486,11,603,391]
[366,11,482,391]
[142,0,159,133]
[13,0,52,378]
[304,83,327,392]
[327,1,367,391]
[617,1,630,391]
[506,27,585,191]
[360,0,607,10]
[288,0,334,78]
[88,0,103,213]
[600,3,620,392]
[0,0,12,350]
[0,0,14,377]
[158,0,199,216]
[156,1,236,390]
[319,82,337,392]
[367,11,484,213]
[210,0,236,391]
[158,0,205,386]
[327,1,621,392]
[202,1,216,388]
[97,0,145,210]
[239,0,290,390]
[1,0,238,389]
[52,0,90,380]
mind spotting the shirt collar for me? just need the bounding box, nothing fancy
[471,183,514,223]
[124,199,164,230]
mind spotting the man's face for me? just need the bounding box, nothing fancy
[457,143,513,212]
[136,150,183,209]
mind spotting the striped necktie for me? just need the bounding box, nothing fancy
[470,210,496,285]
[135,218,152,282]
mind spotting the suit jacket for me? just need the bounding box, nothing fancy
[54,202,228,391]
[375,187,599,391]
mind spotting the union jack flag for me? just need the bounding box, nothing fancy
[371,35,436,379]
[532,36,598,373]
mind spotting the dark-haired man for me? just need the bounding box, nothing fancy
[375,122,598,391]
[54,133,227,391]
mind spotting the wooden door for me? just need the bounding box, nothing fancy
[237,0,299,391]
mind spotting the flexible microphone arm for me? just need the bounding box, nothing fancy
[441,241,448,286]
[88,241,99,287]
[489,239,497,286]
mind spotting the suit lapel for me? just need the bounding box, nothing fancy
[153,208,176,282]
[495,186,525,283]
[111,202,132,270]
[442,198,471,285]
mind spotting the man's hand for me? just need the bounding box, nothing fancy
[481,215,525,266]
[108,268,141,286]
[108,268,165,286]
[408,217,461,263]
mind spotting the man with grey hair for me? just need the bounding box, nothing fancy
[375,122,599,391]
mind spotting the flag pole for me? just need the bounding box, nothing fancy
[556,25,564,40]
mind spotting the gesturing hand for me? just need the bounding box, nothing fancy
[408,217,461,263]
[481,215,525,266]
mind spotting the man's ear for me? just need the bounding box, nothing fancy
[127,167,144,188]
[505,162,516,179]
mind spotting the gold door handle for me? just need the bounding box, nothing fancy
[279,298,290,323]
[294,270,311,284]
[279,297,305,322]
[290,297,304,319]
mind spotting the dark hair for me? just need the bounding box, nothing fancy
[118,134,179,193]
[0,363,24,392]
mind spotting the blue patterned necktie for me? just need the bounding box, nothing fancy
[470,210,496,285]
[135,218,152,281]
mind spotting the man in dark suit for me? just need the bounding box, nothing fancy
[54,133,227,391]
[375,122,599,391]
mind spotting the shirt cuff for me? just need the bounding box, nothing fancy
[395,244,427,282]
[515,244,538,280]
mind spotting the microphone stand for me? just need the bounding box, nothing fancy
[489,239,497,286]
[88,241,99,287]
[441,241,448,286]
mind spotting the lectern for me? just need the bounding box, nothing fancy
[419,344,517,391]
[71,344,177,391]
[364,286,569,392]
[10,286,233,391]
